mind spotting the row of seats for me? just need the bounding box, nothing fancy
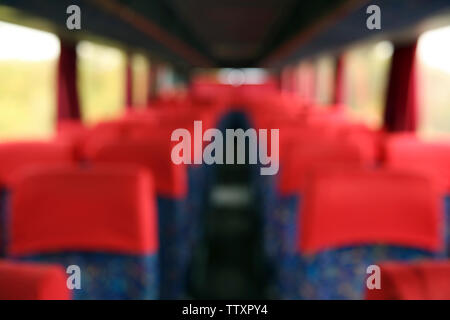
[0,85,449,299]
[199,86,450,299]
[365,260,450,300]
[2,258,448,300]
[250,95,450,299]
[0,100,221,299]
[0,261,70,300]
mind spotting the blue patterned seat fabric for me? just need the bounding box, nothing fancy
[265,191,449,299]
[263,192,300,298]
[17,252,159,300]
[187,164,208,245]
[156,196,193,299]
[445,194,450,255]
[283,245,439,300]
[0,189,10,257]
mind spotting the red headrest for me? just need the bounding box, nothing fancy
[56,120,89,161]
[0,141,74,187]
[299,167,442,254]
[81,120,153,153]
[366,261,450,300]
[385,135,450,193]
[335,124,382,163]
[57,120,87,138]
[10,165,158,256]
[86,138,187,198]
[279,140,365,195]
[0,261,70,300]
[81,114,216,164]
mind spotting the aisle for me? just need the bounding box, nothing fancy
[189,112,268,299]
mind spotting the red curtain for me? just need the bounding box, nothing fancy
[57,40,80,120]
[383,41,418,132]
[147,63,158,105]
[126,55,133,108]
[333,54,345,105]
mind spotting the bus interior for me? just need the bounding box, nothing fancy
[0,0,449,300]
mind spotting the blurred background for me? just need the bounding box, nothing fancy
[0,2,449,141]
[0,0,449,300]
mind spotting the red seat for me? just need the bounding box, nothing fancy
[10,165,158,255]
[385,134,450,193]
[279,139,366,195]
[85,137,186,198]
[0,261,70,300]
[366,261,450,300]
[299,167,443,254]
[335,123,382,163]
[0,141,75,187]
[81,109,218,168]
[56,120,89,160]
[8,165,159,299]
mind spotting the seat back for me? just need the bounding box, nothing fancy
[85,138,190,299]
[385,134,450,192]
[280,140,366,195]
[0,141,75,256]
[385,135,450,256]
[0,141,75,186]
[266,135,370,299]
[297,167,443,299]
[9,165,159,299]
[0,261,70,300]
[84,132,187,199]
[366,261,450,300]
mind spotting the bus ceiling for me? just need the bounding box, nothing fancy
[0,0,449,69]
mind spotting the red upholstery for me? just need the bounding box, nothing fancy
[10,165,158,256]
[81,109,218,169]
[366,261,450,300]
[56,120,88,160]
[86,136,187,198]
[335,123,382,163]
[0,141,74,187]
[0,261,70,300]
[57,120,86,138]
[279,139,365,195]
[299,167,442,254]
[385,134,450,193]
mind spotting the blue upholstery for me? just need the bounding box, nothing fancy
[265,191,444,299]
[445,194,450,256]
[187,164,208,244]
[0,189,10,257]
[156,196,192,299]
[261,182,285,261]
[263,193,301,298]
[297,245,438,300]
[16,252,158,300]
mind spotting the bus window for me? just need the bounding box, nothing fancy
[315,55,335,106]
[77,41,126,125]
[131,53,150,108]
[418,25,450,139]
[343,41,393,128]
[0,21,59,140]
